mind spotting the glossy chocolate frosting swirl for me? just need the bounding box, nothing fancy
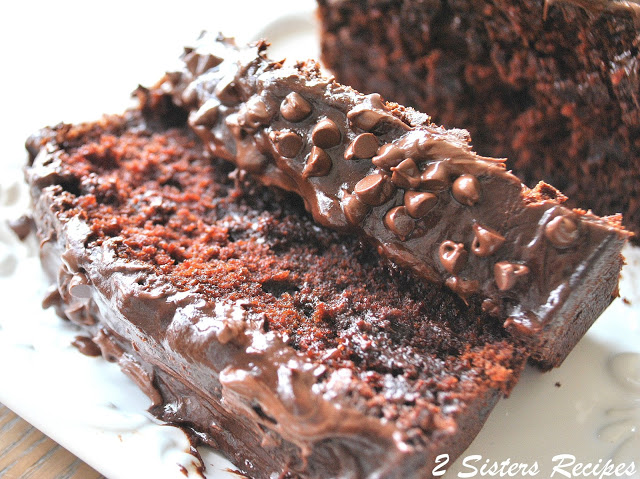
[148,33,630,366]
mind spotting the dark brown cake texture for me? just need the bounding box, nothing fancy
[317,0,640,241]
[151,33,630,368]
[25,34,630,479]
[27,111,526,479]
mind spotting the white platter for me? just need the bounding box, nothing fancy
[0,1,638,478]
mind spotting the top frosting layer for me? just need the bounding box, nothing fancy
[150,33,630,364]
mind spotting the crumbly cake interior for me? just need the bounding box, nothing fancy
[39,113,524,436]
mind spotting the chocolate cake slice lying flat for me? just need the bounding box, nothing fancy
[148,33,630,368]
[27,111,527,479]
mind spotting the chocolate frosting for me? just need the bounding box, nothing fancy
[149,33,630,365]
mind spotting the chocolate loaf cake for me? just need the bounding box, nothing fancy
[25,34,629,478]
[150,33,630,368]
[317,0,640,240]
[27,111,527,478]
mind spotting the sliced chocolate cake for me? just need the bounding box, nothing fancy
[27,111,527,479]
[24,34,629,478]
[317,0,640,241]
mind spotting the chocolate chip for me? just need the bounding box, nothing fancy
[190,98,221,127]
[270,130,303,158]
[481,298,501,316]
[391,158,421,189]
[181,84,198,106]
[347,94,411,133]
[184,52,223,76]
[420,162,450,190]
[445,276,479,298]
[185,52,223,76]
[345,133,379,160]
[68,273,92,299]
[354,173,394,206]
[165,71,182,86]
[452,174,481,206]
[439,241,468,274]
[184,52,200,75]
[544,215,579,248]
[215,76,241,106]
[238,97,271,131]
[494,262,530,291]
[404,191,437,218]
[280,92,312,122]
[372,143,403,169]
[384,206,415,239]
[347,107,387,131]
[197,53,223,74]
[471,224,505,257]
[343,193,370,225]
[303,147,332,178]
[503,312,542,335]
[311,119,341,149]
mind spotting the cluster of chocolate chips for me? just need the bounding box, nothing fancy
[439,211,582,300]
[437,224,530,298]
[169,36,603,325]
[229,84,584,300]
[276,92,336,177]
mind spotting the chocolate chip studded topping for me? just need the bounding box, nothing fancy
[372,143,404,169]
[342,193,370,225]
[347,106,386,132]
[384,206,414,240]
[494,262,530,291]
[303,147,332,178]
[345,133,379,160]
[311,118,341,149]
[214,76,241,106]
[504,312,543,335]
[545,215,580,248]
[270,130,303,158]
[180,83,199,107]
[420,162,450,190]
[391,158,421,189]
[439,241,468,275]
[471,224,505,257]
[347,94,411,132]
[159,34,631,359]
[481,298,501,316]
[237,97,272,132]
[190,98,220,127]
[452,174,481,206]
[184,51,223,76]
[404,191,437,218]
[280,92,312,122]
[354,173,394,206]
[445,277,480,298]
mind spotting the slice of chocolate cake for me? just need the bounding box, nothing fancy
[25,33,630,479]
[148,33,630,368]
[316,0,640,242]
[27,111,527,479]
